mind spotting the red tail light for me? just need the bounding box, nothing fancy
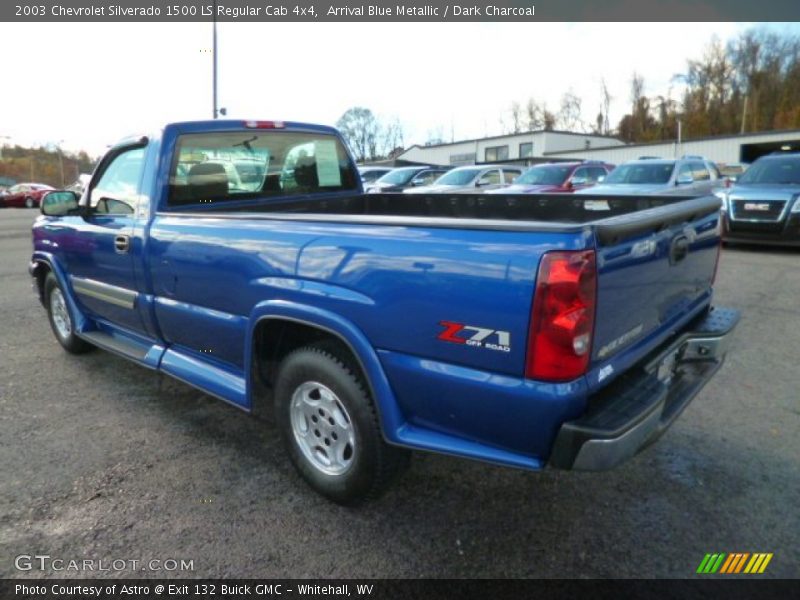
[526,250,597,381]
[244,120,285,129]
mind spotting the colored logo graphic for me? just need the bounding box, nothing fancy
[697,553,773,574]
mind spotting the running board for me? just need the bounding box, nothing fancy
[79,330,164,369]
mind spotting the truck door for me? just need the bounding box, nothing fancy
[63,144,148,336]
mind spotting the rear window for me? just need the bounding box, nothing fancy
[168,131,358,207]
[605,162,675,184]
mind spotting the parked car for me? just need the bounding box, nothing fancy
[718,162,749,183]
[364,166,450,193]
[486,161,614,194]
[578,157,722,196]
[404,164,523,194]
[358,166,393,185]
[66,174,93,196]
[3,183,55,208]
[31,119,737,505]
[717,152,800,246]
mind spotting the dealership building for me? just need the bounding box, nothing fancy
[396,128,800,167]
[397,130,625,166]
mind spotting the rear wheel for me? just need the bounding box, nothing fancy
[274,344,409,505]
[25,197,34,208]
[45,273,93,354]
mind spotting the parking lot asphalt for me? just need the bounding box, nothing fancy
[0,207,798,579]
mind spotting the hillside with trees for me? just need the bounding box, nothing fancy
[0,145,96,187]
[508,28,800,144]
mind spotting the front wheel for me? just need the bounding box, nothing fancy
[45,273,93,354]
[25,197,35,208]
[274,344,409,505]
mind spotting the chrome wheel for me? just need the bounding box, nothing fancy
[50,287,71,339]
[25,197,34,208]
[290,381,356,476]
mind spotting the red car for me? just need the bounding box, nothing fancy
[2,183,55,208]
[486,160,615,194]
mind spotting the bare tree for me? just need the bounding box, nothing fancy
[509,101,523,133]
[381,117,405,157]
[336,107,381,162]
[557,91,585,131]
[600,78,612,134]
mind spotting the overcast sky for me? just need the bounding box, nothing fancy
[0,21,796,156]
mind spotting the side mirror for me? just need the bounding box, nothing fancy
[676,174,694,185]
[476,178,491,187]
[41,190,79,216]
[411,178,426,186]
[597,175,605,183]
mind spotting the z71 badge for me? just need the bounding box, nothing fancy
[438,321,511,352]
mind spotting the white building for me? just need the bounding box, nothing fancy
[543,129,800,165]
[395,128,800,168]
[397,130,625,166]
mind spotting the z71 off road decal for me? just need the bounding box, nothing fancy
[438,321,511,352]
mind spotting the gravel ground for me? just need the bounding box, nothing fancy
[1,208,798,579]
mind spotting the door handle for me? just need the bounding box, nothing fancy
[114,235,131,254]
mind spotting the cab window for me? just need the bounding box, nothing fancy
[168,131,358,207]
[89,147,145,215]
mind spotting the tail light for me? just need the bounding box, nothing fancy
[244,120,285,129]
[526,250,597,382]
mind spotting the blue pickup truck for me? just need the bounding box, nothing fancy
[31,120,739,504]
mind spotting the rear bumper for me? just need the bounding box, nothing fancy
[549,306,740,471]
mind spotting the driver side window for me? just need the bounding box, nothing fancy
[89,147,145,215]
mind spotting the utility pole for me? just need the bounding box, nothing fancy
[0,135,10,160]
[212,0,218,119]
[56,140,65,188]
[740,94,748,134]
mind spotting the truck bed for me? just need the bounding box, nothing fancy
[165,192,722,246]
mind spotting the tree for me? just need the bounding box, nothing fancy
[557,90,585,131]
[381,117,405,157]
[336,107,381,162]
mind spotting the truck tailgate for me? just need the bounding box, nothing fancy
[587,196,722,390]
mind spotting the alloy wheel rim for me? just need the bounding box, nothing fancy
[50,288,71,339]
[290,381,356,476]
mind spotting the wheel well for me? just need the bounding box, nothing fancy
[250,318,364,418]
[32,261,51,306]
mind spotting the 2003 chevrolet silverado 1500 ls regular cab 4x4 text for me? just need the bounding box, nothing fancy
[31,120,739,504]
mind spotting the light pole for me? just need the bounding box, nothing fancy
[212,0,218,118]
[0,135,9,160]
[56,139,65,188]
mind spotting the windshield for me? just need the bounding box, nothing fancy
[604,162,675,184]
[737,157,800,185]
[360,169,388,183]
[435,168,482,186]
[516,166,571,186]
[377,169,420,185]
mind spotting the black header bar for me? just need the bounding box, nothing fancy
[4,0,800,22]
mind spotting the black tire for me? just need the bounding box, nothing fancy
[274,344,409,505]
[25,197,35,208]
[44,273,93,354]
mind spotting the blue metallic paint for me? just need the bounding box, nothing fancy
[30,119,724,472]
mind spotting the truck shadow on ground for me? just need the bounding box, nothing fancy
[59,345,796,578]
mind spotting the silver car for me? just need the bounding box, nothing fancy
[577,156,723,196]
[404,165,523,194]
